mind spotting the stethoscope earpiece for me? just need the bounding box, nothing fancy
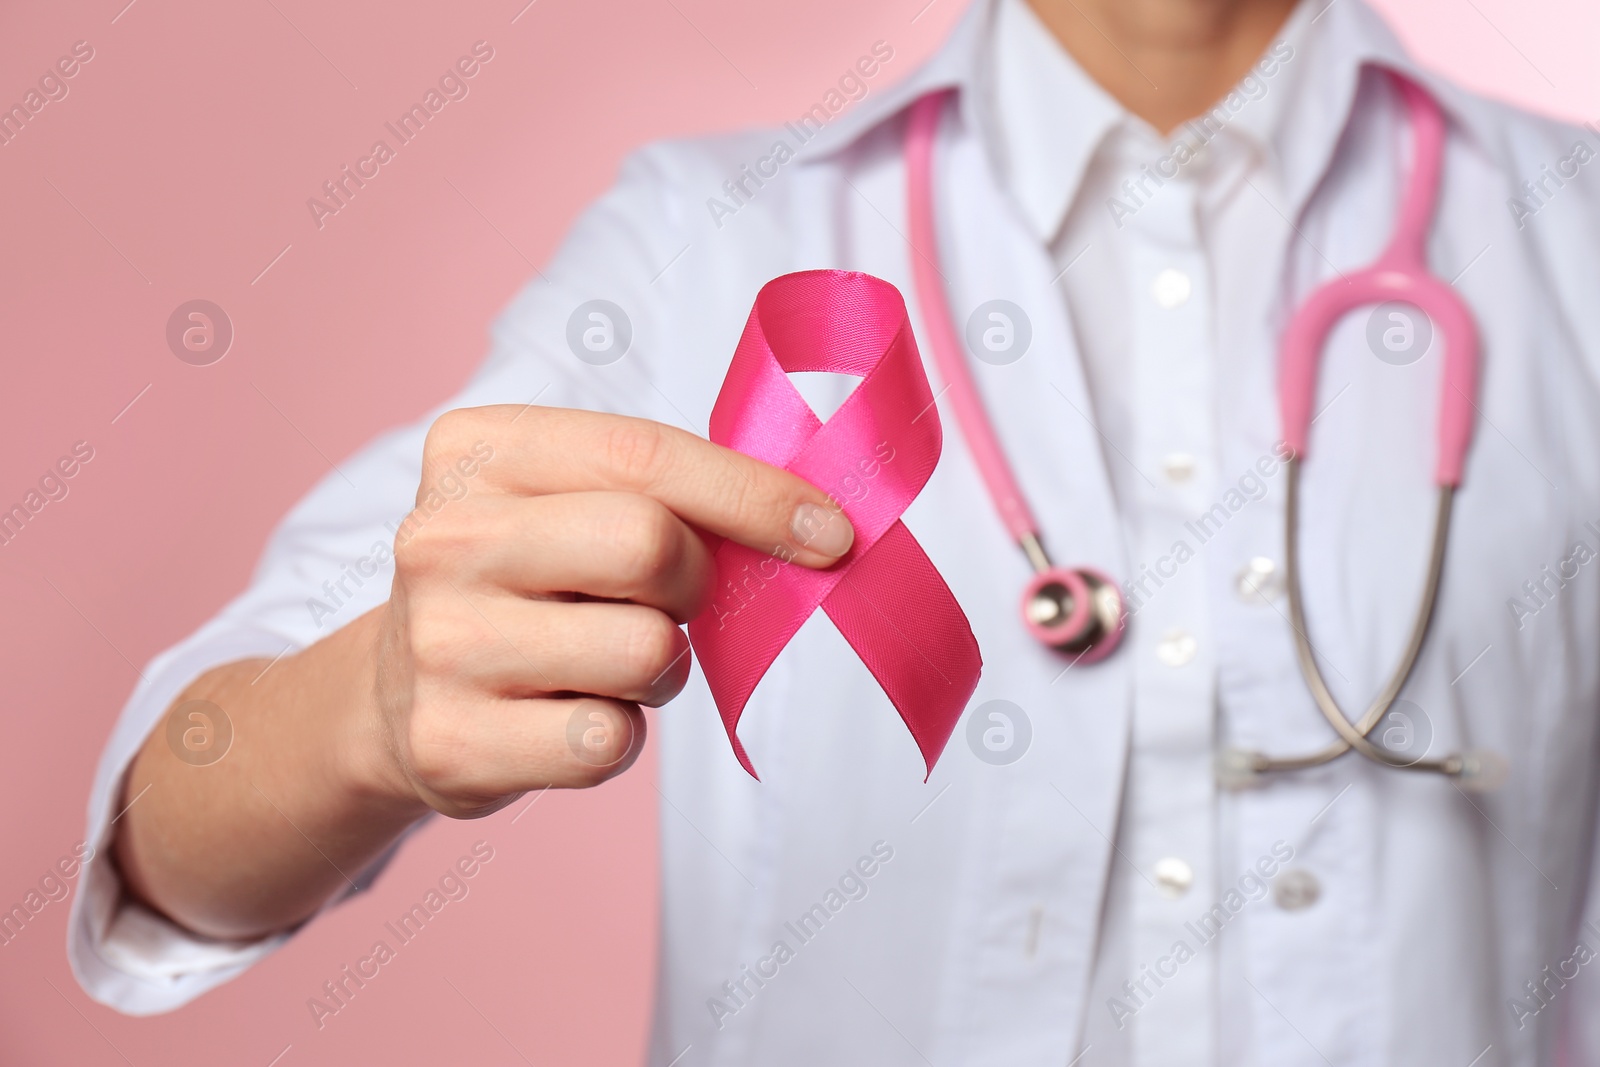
[1214,748,1271,791]
[1444,749,1510,793]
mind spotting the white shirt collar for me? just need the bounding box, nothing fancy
[986,0,1124,243]
[797,0,1453,242]
[989,0,1360,243]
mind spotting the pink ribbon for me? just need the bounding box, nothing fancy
[688,270,982,779]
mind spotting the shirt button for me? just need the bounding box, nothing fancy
[1153,857,1194,898]
[1156,630,1197,667]
[1151,268,1192,309]
[1235,556,1283,602]
[1162,452,1197,483]
[1274,868,1321,911]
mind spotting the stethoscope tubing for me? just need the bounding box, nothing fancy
[904,88,1038,544]
[903,67,1500,787]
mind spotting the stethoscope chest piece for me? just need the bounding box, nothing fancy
[903,71,1504,789]
[1021,566,1126,663]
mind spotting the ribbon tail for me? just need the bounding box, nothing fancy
[821,521,982,779]
[688,542,831,780]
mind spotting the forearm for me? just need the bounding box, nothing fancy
[109,405,848,944]
[114,607,428,941]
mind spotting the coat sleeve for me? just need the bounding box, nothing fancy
[68,144,695,1015]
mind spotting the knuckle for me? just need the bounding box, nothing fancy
[600,419,671,487]
[719,465,781,547]
[423,408,474,462]
[405,706,470,789]
[406,607,474,678]
[392,506,473,580]
[420,407,500,493]
[618,610,681,681]
[391,521,434,577]
[563,701,638,780]
[643,657,690,707]
[602,497,682,589]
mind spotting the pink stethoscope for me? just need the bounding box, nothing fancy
[904,69,1504,787]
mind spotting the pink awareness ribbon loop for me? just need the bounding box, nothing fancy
[688,270,983,780]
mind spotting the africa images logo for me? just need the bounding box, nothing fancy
[305,41,496,230]
[704,41,894,229]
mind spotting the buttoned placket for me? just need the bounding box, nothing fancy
[1114,169,1219,1067]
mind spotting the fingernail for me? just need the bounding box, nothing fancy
[790,502,854,558]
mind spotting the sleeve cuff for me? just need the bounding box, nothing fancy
[66,621,416,1014]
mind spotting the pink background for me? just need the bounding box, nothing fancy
[0,0,1594,1063]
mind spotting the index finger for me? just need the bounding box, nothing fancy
[447,405,855,568]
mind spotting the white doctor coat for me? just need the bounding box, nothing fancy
[72,0,1600,1064]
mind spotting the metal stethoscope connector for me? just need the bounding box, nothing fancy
[1215,746,1509,793]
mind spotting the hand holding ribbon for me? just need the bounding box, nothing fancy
[688,270,983,779]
